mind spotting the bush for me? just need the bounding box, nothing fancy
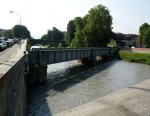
[117,51,150,65]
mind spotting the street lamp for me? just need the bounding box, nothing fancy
[10,11,21,25]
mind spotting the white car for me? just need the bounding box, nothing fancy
[2,42,7,49]
[0,43,4,51]
[31,45,41,50]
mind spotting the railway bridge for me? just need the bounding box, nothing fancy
[28,47,118,85]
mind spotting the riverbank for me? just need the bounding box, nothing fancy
[54,79,150,116]
[117,51,150,65]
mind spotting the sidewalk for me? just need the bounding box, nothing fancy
[54,79,150,116]
[8,39,27,62]
[0,39,27,75]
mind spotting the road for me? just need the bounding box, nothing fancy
[0,40,27,75]
[0,41,26,63]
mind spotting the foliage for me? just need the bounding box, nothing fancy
[138,23,150,47]
[117,51,150,65]
[26,38,31,51]
[67,4,112,47]
[143,26,150,48]
[51,27,64,41]
[41,27,64,41]
[83,4,112,47]
[58,42,63,48]
[66,20,76,46]
[107,39,117,47]
[70,17,86,47]
[13,25,31,39]
[41,34,47,40]
[4,29,13,38]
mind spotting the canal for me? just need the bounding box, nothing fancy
[27,60,150,116]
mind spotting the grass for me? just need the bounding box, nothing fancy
[117,51,150,65]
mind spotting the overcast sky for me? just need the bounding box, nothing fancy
[0,0,150,38]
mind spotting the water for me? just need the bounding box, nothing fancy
[27,60,150,116]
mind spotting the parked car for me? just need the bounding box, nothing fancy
[0,42,5,51]
[8,39,14,45]
[5,41,12,47]
[13,38,19,43]
[1,42,7,49]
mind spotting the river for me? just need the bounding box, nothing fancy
[27,60,150,116]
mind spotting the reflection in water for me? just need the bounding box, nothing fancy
[27,60,150,116]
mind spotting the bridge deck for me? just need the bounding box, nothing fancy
[29,47,118,65]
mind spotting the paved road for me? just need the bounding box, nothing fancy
[0,40,27,74]
[0,44,19,63]
[0,41,26,63]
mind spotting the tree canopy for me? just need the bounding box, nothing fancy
[3,25,31,39]
[4,29,13,38]
[138,23,150,47]
[67,4,112,47]
[13,25,31,39]
[66,20,75,45]
[41,27,64,41]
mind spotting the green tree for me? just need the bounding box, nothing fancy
[70,17,86,47]
[66,20,75,46]
[13,25,31,39]
[4,29,13,38]
[41,34,48,40]
[70,4,112,47]
[83,4,112,47]
[47,29,52,40]
[143,26,150,47]
[51,27,64,41]
[138,23,149,47]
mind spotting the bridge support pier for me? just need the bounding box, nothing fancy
[27,63,47,85]
[78,57,96,66]
[27,51,48,85]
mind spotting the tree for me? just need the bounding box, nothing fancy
[143,26,150,47]
[83,4,112,47]
[41,27,64,41]
[51,27,64,41]
[4,29,13,38]
[13,25,31,39]
[71,17,86,47]
[47,29,52,40]
[138,23,149,47]
[69,4,112,47]
[41,34,47,40]
[66,20,75,46]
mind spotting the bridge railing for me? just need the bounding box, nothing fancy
[30,47,118,66]
[28,47,118,84]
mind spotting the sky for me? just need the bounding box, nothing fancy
[0,0,150,39]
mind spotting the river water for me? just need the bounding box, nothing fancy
[27,60,150,116]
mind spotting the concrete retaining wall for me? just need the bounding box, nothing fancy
[0,56,26,116]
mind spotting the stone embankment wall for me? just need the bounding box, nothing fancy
[0,56,26,116]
